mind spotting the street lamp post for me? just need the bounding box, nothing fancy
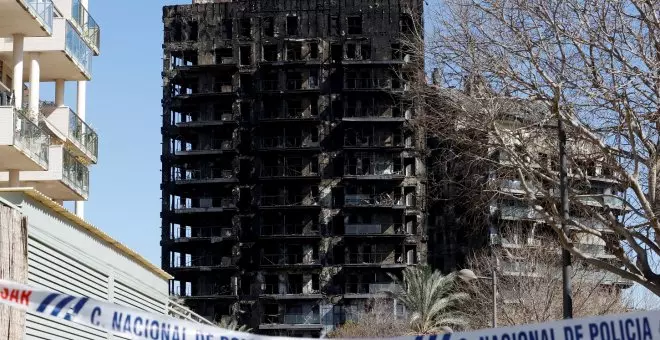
[458,269,497,328]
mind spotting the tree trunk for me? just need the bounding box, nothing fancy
[0,204,28,340]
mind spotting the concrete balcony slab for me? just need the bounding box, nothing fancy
[0,18,93,80]
[2,144,89,200]
[0,0,54,37]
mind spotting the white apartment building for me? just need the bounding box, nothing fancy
[0,1,205,338]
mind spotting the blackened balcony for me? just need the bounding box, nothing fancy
[261,313,322,328]
[170,226,236,242]
[174,168,237,184]
[346,252,403,267]
[169,255,237,271]
[344,223,406,236]
[343,164,404,180]
[260,254,320,267]
[345,78,400,91]
[172,196,237,213]
[259,109,319,122]
[260,283,322,299]
[175,111,236,127]
[261,80,280,92]
[344,282,401,296]
[174,139,236,156]
[259,195,320,209]
[258,136,320,151]
[344,135,405,149]
[343,105,408,122]
[344,193,405,208]
[260,165,319,180]
[261,224,321,238]
[180,283,237,300]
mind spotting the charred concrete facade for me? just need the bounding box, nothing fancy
[161,0,425,336]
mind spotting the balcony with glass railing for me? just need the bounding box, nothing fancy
[70,0,100,54]
[0,106,50,171]
[42,105,97,164]
[0,0,54,37]
[20,145,89,200]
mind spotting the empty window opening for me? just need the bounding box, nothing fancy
[241,101,252,121]
[346,44,357,59]
[287,100,303,117]
[311,274,320,291]
[287,72,303,90]
[310,97,319,116]
[171,23,182,42]
[330,15,340,35]
[215,48,233,65]
[189,21,198,41]
[309,69,319,88]
[240,74,254,93]
[240,18,251,37]
[311,156,319,174]
[391,44,402,60]
[263,44,278,62]
[240,46,252,65]
[347,16,363,34]
[222,19,233,39]
[287,42,303,61]
[331,44,342,62]
[309,43,319,59]
[287,16,299,36]
[361,44,371,60]
[262,71,279,91]
[263,17,275,37]
[215,74,233,92]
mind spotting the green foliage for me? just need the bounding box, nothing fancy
[389,266,470,334]
[215,316,252,333]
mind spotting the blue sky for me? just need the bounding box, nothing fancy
[44,0,184,265]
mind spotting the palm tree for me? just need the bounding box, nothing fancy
[389,266,470,334]
[215,316,252,333]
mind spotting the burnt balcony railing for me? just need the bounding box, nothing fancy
[344,193,404,207]
[345,78,390,90]
[344,223,405,235]
[174,168,234,182]
[171,226,234,239]
[172,197,237,211]
[344,106,405,119]
[261,109,316,120]
[261,165,315,177]
[261,223,319,236]
[261,80,279,91]
[176,111,234,125]
[344,135,403,148]
[193,283,235,297]
[263,313,321,325]
[344,164,403,177]
[260,195,318,207]
[175,139,235,153]
[259,136,315,149]
[286,79,303,90]
[345,283,401,294]
[261,254,317,266]
[171,255,235,268]
[346,252,394,264]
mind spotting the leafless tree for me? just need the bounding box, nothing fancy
[462,246,630,329]
[327,299,409,338]
[410,0,660,295]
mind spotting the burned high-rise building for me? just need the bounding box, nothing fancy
[161,0,425,336]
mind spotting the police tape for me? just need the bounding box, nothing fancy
[0,278,658,340]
